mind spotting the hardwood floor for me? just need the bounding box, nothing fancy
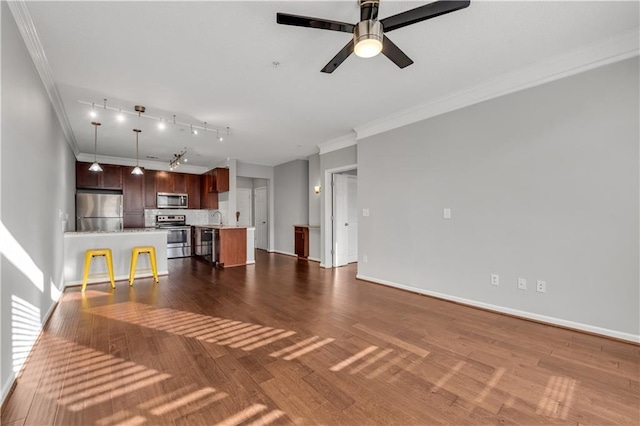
[2,251,639,425]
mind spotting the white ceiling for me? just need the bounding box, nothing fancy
[23,1,639,169]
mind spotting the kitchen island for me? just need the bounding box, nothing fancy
[64,229,168,287]
[192,225,255,267]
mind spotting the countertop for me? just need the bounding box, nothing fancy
[65,228,167,235]
[192,224,254,230]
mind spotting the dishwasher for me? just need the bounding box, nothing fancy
[194,227,215,264]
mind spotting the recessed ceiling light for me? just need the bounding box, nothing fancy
[158,122,166,130]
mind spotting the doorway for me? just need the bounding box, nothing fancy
[254,186,268,250]
[332,171,358,267]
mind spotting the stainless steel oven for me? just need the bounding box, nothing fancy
[156,215,191,258]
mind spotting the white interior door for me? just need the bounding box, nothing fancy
[333,174,349,267]
[347,176,358,263]
[254,187,268,250]
[236,188,252,227]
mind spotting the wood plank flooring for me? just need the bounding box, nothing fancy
[2,251,639,425]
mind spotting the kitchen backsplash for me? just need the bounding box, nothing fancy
[144,206,229,227]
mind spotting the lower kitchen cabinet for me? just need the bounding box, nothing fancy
[215,228,246,267]
[294,226,309,258]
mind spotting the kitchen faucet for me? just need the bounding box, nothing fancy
[212,210,223,225]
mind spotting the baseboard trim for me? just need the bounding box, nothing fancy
[308,257,321,263]
[272,250,297,258]
[1,290,61,405]
[356,274,640,344]
[63,270,169,287]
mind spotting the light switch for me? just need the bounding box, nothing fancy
[363,208,370,217]
[443,208,451,219]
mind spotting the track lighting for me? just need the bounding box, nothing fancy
[169,148,187,170]
[89,121,103,172]
[79,100,229,137]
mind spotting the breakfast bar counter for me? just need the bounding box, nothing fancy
[64,229,168,287]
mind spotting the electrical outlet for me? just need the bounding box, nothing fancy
[363,208,370,217]
[518,278,527,290]
[491,274,499,286]
[536,280,546,293]
[363,255,368,263]
[443,208,451,219]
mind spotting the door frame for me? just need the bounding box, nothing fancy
[254,186,268,250]
[322,163,357,268]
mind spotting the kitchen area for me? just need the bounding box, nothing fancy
[64,162,256,286]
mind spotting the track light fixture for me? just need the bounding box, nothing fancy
[78,100,229,136]
[169,148,188,170]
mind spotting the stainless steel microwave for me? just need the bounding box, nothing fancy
[157,192,188,209]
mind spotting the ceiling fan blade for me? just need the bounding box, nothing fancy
[321,40,355,73]
[380,0,470,33]
[277,13,355,33]
[382,36,414,69]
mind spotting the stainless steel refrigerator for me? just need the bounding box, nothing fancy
[76,193,123,232]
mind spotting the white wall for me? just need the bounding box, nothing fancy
[274,159,309,255]
[1,3,77,402]
[357,58,639,340]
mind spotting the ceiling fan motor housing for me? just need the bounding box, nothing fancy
[353,20,383,58]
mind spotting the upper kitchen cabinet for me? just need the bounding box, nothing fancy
[155,171,173,193]
[144,169,200,209]
[173,173,187,193]
[186,174,201,209]
[76,162,123,190]
[204,168,229,193]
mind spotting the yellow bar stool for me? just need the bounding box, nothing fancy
[81,248,116,292]
[129,246,159,286]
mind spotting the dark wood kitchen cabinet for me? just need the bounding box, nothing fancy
[200,176,219,209]
[186,174,200,209]
[215,228,246,267]
[122,166,145,228]
[144,170,157,208]
[155,171,173,194]
[173,173,187,193]
[76,162,122,190]
[294,226,309,258]
[204,168,229,193]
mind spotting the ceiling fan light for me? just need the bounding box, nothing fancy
[355,38,383,58]
[354,20,383,58]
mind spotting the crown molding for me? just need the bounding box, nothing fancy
[318,132,357,155]
[76,153,209,175]
[354,28,640,140]
[7,1,79,155]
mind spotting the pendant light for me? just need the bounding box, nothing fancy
[131,129,143,175]
[88,121,103,172]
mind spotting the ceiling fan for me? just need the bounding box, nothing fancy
[277,0,470,73]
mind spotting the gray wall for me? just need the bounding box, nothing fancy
[274,159,309,254]
[1,3,76,401]
[308,153,320,225]
[319,145,357,266]
[236,176,254,189]
[357,58,639,338]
